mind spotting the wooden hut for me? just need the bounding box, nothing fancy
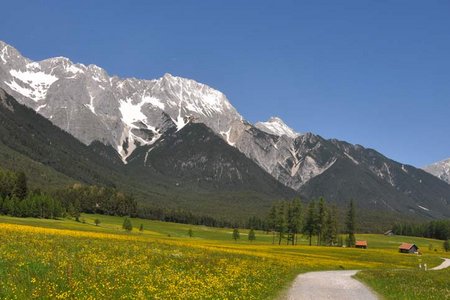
[384,230,394,236]
[355,240,368,249]
[398,243,419,253]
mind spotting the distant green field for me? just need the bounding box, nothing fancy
[0,214,448,299]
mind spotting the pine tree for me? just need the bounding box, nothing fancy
[248,228,256,242]
[304,200,317,246]
[267,205,277,244]
[188,228,193,237]
[122,217,133,231]
[345,200,356,247]
[232,228,240,242]
[316,198,327,246]
[291,198,302,245]
[275,202,287,245]
[286,202,295,245]
[324,205,338,246]
[139,224,144,232]
[13,171,27,200]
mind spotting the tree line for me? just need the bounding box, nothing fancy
[137,206,234,228]
[0,167,137,219]
[264,197,356,247]
[392,220,450,241]
[1,165,359,243]
[0,165,238,227]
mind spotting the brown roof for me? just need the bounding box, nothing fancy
[355,240,367,246]
[399,243,417,250]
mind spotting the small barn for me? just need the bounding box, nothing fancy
[384,230,394,236]
[355,241,368,249]
[399,243,419,253]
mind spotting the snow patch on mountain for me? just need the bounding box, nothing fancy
[119,97,152,128]
[255,117,299,138]
[85,91,96,115]
[0,46,7,64]
[344,152,359,165]
[220,128,235,146]
[7,69,58,101]
[417,205,430,211]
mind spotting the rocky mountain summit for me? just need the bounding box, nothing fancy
[424,158,450,184]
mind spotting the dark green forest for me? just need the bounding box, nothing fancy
[0,165,233,227]
[392,220,450,241]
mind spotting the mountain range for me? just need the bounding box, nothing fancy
[0,40,449,226]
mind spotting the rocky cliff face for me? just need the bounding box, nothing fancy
[0,40,335,189]
[0,41,243,163]
[424,158,450,184]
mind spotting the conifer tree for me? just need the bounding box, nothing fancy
[122,217,133,231]
[267,205,277,244]
[232,228,240,242]
[316,198,327,246]
[139,224,144,232]
[188,228,193,237]
[304,200,317,246]
[275,202,287,245]
[13,171,27,200]
[324,205,338,246]
[248,228,256,242]
[291,198,302,245]
[345,200,356,247]
[286,202,295,245]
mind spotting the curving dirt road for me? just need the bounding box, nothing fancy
[286,270,378,300]
[431,258,450,270]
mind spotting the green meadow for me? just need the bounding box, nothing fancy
[0,214,448,299]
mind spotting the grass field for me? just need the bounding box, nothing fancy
[356,268,450,300]
[0,214,448,299]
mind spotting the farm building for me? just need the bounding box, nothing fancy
[398,243,419,253]
[355,241,368,249]
[384,230,394,236]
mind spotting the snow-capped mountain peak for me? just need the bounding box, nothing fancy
[255,116,300,139]
[424,158,450,184]
[0,40,244,163]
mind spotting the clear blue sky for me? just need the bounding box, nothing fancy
[1,0,449,167]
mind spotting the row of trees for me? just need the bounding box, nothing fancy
[53,184,137,219]
[0,167,137,219]
[266,198,356,247]
[392,220,450,241]
[232,228,256,242]
[137,206,233,228]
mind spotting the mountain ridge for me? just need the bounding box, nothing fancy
[1,40,449,221]
[424,158,450,184]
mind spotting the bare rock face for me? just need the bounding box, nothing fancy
[0,41,243,163]
[0,40,331,190]
[424,158,450,184]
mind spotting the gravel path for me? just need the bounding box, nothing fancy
[431,258,450,270]
[286,270,378,300]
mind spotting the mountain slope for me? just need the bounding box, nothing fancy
[424,158,450,184]
[298,137,450,219]
[0,88,295,219]
[0,40,348,190]
[129,122,295,195]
